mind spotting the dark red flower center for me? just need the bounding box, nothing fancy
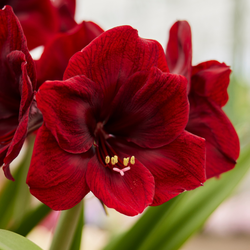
[94,122,135,176]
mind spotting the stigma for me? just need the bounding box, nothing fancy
[105,155,135,176]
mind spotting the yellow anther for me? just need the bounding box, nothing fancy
[123,157,129,166]
[130,156,135,165]
[105,156,110,164]
[111,157,116,165]
[114,155,118,164]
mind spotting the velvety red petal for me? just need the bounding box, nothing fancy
[27,125,91,210]
[0,146,8,167]
[86,155,155,216]
[36,76,101,154]
[105,67,189,148]
[191,60,231,107]
[4,1,60,50]
[7,52,34,117]
[36,21,104,88]
[53,0,76,18]
[53,0,77,32]
[64,26,169,88]
[3,106,30,180]
[166,21,192,91]
[0,6,36,88]
[186,95,240,178]
[2,58,35,180]
[109,131,206,206]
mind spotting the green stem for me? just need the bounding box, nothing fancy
[49,201,83,250]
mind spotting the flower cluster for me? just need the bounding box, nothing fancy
[0,3,239,216]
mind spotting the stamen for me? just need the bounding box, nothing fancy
[130,156,135,165]
[114,155,118,164]
[105,156,110,164]
[111,157,116,165]
[123,157,129,166]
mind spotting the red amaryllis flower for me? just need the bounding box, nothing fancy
[0,0,77,50]
[35,21,104,88]
[27,26,206,216]
[0,6,42,180]
[166,21,240,178]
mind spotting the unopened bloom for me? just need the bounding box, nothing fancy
[0,6,42,180]
[27,26,206,216]
[166,21,240,178]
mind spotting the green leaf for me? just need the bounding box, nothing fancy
[0,136,35,230]
[12,204,51,236]
[103,195,181,250]
[138,145,250,250]
[0,229,42,250]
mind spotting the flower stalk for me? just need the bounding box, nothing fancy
[49,201,83,250]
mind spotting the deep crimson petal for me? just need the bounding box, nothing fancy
[86,155,155,216]
[0,6,36,89]
[6,51,34,117]
[0,6,39,179]
[3,106,30,180]
[52,0,77,32]
[0,146,8,167]
[36,21,104,88]
[53,0,76,17]
[166,21,192,91]
[64,25,169,87]
[191,60,231,107]
[36,76,101,154]
[2,1,60,50]
[27,125,91,210]
[186,95,240,178]
[2,57,35,180]
[109,131,205,206]
[105,67,189,148]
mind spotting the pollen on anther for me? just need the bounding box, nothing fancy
[111,157,116,165]
[114,155,118,164]
[123,157,129,166]
[130,156,135,165]
[105,156,110,164]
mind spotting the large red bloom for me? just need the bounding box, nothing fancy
[27,26,206,216]
[0,6,42,180]
[0,0,77,50]
[166,21,240,178]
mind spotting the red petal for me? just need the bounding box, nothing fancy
[191,60,231,107]
[27,125,91,210]
[36,21,104,88]
[86,155,155,216]
[5,1,60,50]
[36,76,100,154]
[0,6,36,87]
[2,58,35,180]
[166,21,192,91]
[64,25,169,86]
[53,0,77,32]
[105,67,189,148]
[3,107,30,180]
[186,95,240,178]
[109,131,206,206]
